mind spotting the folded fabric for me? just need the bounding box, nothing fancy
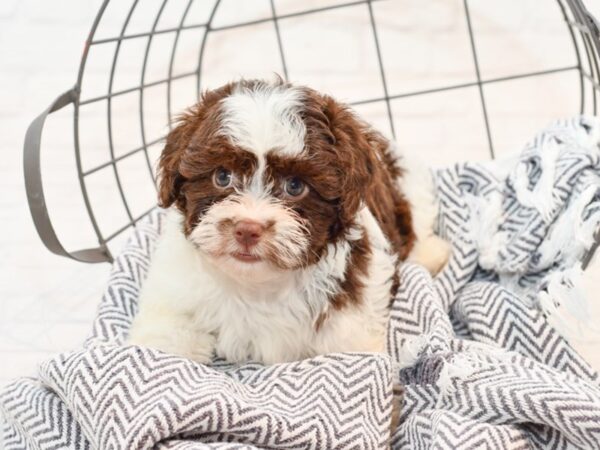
[3,116,600,449]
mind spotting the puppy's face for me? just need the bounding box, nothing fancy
[159,80,379,278]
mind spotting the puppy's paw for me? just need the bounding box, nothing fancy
[408,234,451,275]
[127,328,215,364]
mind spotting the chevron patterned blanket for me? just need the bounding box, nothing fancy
[3,117,600,449]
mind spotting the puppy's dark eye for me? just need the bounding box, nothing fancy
[213,168,232,188]
[284,177,307,197]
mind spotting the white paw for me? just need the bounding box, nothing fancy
[127,329,215,364]
[408,235,452,275]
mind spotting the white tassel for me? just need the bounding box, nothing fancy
[574,116,600,147]
[512,138,561,223]
[539,264,600,342]
[460,341,517,364]
[573,188,600,264]
[534,184,600,270]
[466,191,506,271]
[436,354,474,404]
[395,334,429,370]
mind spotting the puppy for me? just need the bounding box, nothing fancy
[127,79,450,364]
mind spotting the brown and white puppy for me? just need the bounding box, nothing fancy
[128,78,450,364]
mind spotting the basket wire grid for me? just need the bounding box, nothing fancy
[24,0,600,264]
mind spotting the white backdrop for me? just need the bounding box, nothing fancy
[1,0,600,389]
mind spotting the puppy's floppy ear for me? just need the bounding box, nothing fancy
[320,97,381,228]
[157,112,195,209]
[158,82,236,209]
[321,97,415,256]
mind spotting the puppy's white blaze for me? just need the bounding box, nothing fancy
[248,158,269,198]
[218,83,306,158]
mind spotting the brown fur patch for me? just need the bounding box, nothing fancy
[297,87,415,310]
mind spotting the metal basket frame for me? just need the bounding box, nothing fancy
[24,0,600,264]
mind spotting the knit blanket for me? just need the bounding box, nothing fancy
[3,116,600,449]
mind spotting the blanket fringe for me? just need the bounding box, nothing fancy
[436,354,474,405]
[539,264,600,343]
[513,137,562,223]
[466,191,506,271]
[395,334,430,371]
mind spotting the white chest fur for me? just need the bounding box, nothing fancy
[128,209,395,364]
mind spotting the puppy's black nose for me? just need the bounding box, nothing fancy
[234,220,264,248]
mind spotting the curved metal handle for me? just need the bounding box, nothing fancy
[24,89,111,263]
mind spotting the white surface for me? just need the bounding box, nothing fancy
[1,0,600,391]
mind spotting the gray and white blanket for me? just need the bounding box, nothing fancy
[3,117,600,449]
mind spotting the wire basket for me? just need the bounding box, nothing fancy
[24,0,600,264]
